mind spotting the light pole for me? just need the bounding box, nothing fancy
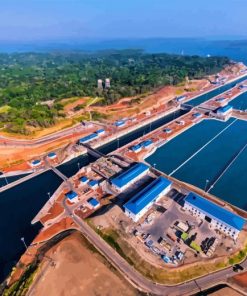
[153,163,156,170]
[77,162,80,172]
[21,237,28,250]
[204,179,209,192]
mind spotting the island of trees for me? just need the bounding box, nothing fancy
[0,50,230,134]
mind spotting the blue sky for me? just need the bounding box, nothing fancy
[0,0,246,41]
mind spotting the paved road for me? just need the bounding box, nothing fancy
[62,197,247,296]
[0,123,86,147]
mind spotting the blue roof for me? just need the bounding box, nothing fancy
[65,191,78,200]
[111,162,149,189]
[32,160,41,165]
[123,176,172,215]
[217,105,233,114]
[96,129,105,134]
[192,112,202,118]
[88,180,99,187]
[80,176,88,183]
[87,197,100,207]
[48,152,56,158]
[164,128,172,133]
[185,192,245,231]
[130,144,142,152]
[176,95,186,102]
[79,133,98,144]
[114,120,126,127]
[141,139,153,147]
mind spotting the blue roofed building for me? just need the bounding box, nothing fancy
[129,139,153,153]
[79,133,98,144]
[31,159,42,167]
[130,144,142,153]
[123,176,172,221]
[88,179,99,189]
[79,176,88,184]
[140,139,153,148]
[184,192,245,240]
[65,191,79,203]
[48,152,57,159]
[114,119,126,127]
[110,162,149,192]
[216,105,233,115]
[87,197,100,209]
[176,95,186,102]
[95,129,105,135]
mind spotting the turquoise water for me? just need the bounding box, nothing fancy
[230,91,247,110]
[146,118,247,210]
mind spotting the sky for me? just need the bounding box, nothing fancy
[0,0,247,42]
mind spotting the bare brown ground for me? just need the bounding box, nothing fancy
[29,232,138,296]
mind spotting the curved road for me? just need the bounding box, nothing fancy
[62,198,247,296]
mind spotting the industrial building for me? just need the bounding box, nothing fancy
[184,192,245,239]
[123,176,172,222]
[110,162,149,192]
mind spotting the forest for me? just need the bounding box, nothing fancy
[0,50,230,134]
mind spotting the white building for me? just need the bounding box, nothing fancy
[184,192,245,240]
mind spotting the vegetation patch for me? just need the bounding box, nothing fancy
[0,50,229,134]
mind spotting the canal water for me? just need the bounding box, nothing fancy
[0,75,246,282]
[230,91,247,110]
[146,118,247,210]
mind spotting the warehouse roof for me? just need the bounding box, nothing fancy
[124,176,172,215]
[111,162,149,189]
[185,192,245,231]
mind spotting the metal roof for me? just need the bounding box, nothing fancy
[185,192,245,231]
[111,162,149,189]
[217,105,233,114]
[80,176,88,183]
[88,180,99,187]
[32,160,41,165]
[65,191,78,200]
[79,133,98,144]
[141,139,153,147]
[123,176,172,215]
[114,120,126,127]
[48,152,56,158]
[96,129,105,134]
[87,197,100,207]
